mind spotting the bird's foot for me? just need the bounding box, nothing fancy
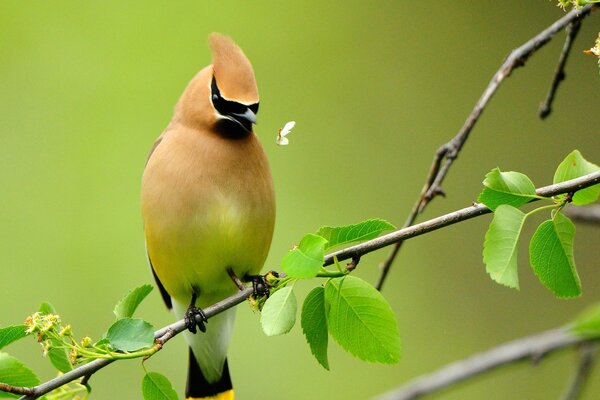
[247,271,279,298]
[184,306,207,334]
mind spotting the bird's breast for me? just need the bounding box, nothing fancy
[141,125,275,305]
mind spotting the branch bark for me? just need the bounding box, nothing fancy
[375,4,598,291]
[7,170,600,399]
[563,204,600,224]
[375,327,591,400]
[326,170,600,266]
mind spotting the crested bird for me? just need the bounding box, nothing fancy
[141,33,275,400]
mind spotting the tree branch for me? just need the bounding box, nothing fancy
[375,4,598,291]
[326,170,600,266]
[539,20,582,119]
[561,342,598,400]
[375,327,592,400]
[563,204,600,224]
[8,170,600,399]
[17,288,253,400]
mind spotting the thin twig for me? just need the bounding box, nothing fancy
[375,4,597,291]
[561,342,598,400]
[374,327,590,400]
[9,170,600,399]
[563,204,600,224]
[539,20,582,119]
[17,287,253,400]
[327,170,600,267]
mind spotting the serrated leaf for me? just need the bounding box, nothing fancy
[113,284,154,320]
[142,372,178,400]
[317,219,396,250]
[301,287,329,370]
[0,352,39,398]
[261,286,297,336]
[571,303,600,338]
[38,302,56,315]
[530,212,581,298]
[106,318,155,351]
[281,234,327,279]
[478,168,537,210]
[553,150,600,205]
[325,276,401,364]
[483,205,526,289]
[0,325,27,350]
[47,338,73,373]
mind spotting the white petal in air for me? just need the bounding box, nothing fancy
[276,121,296,146]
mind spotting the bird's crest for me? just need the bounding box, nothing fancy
[209,33,259,104]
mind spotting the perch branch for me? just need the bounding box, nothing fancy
[16,288,253,400]
[375,4,597,290]
[6,170,600,399]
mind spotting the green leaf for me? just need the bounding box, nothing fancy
[478,168,537,210]
[260,286,297,336]
[301,287,329,370]
[47,338,73,373]
[281,234,328,279]
[483,205,526,289]
[38,302,56,315]
[0,325,27,350]
[36,302,73,373]
[529,212,581,298]
[553,150,600,205]
[325,276,401,364]
[113,284,154,319]
[142,372,178,400]
[106,318,155,351]
[571,303,600,338]
[0,352,39,398]
[317,219,396,250]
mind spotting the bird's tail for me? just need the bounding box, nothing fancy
[186,347,234,400]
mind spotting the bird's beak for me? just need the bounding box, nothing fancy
[231,108,257,125]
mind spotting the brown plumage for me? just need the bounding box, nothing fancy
[141,33,275,400]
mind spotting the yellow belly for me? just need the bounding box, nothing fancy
[141,125,275,306]
[144,195,273,306]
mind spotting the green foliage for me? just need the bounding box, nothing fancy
[480,150,598,298]
[114,284,154,320]
[477,168,538,211]
[35,305,73,373]
[553,150,600,206]
[0,326,27,350]
[530,212,580,298]
[571,303,600,338]
[261,286,297,336]
[325,276,401,364]
[317,219,396,250]
[272,218,401,368]
[0,352,39,398]
[141,372,178,400]
[106,318,155,352]
[483,205,526,289]
[281,234,328,279]
[301,287,329,370]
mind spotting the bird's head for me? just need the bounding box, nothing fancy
[176,33,259,137]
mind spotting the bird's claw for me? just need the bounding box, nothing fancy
[184,306,207,334]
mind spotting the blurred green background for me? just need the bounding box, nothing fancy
[1,2,599,399]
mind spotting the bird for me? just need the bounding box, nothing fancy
[141,33,275,400]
